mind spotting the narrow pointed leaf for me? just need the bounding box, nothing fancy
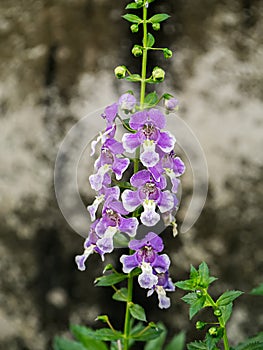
[165,332,185,350]
[95,273,127,287]
[147,33,155,47]
[123,14,142,23]
[198,262,210,287]
[144,323,167,350]
[220,303,233,324]
[70,325,108,350]
[189,296,206,319]
[126,3,143,9]
[216,290,243,306]
[125,74,141,82]
[112,288,128,302]
[175,279,195,291]
[148,14,170,24]
[53,337,86,350]
[130,303,147,322]
[250,283,263,296]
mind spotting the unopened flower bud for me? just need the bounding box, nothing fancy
[114,65,127,79]
[152,66,165,82]
[130,24,139,33]
[165,97,179,111]
[163,48,173,59]
[132,45,143,57]
[195,289,203,298]
[214,308,222,317]
[196,321,206,330]
[208,327,218,337]
[152,22,160,31]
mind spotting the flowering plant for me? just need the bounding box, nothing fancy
[53,1,263,350]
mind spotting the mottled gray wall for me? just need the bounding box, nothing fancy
[0,0,262,349]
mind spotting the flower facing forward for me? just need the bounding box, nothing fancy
[122,108,176,168]
[122,170,177,226]
[120,232,170,289]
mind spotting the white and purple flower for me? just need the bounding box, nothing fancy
[122,108,176,168]
[122,170,176,226]
[120,232,170,289]
[147,271,175,309]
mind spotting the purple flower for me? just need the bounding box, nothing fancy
[164,97,179,112]
[101,102,118,127]
[147,271,175,309]
[120,232,170,289]
[75,220,104,271]
[122,170,176,226]
[89,137,130,191]
[149,150,185,193]
[95,198,138,254]
[122,109,176,168]
[118,93,136,113]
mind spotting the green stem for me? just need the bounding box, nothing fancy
[123,270,133,350]
[140,1,148,108]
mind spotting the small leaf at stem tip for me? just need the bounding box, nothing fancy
[95,315,109,323]
[175,279,196,291]
[126,2,143,9]
[130,303,147,322]
[103,264,113,274]
[216,290,244,306]
[148,13,170,24]
[122,14,142,23]
[146,33,155,47]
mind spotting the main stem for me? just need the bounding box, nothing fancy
[123,4,148,349]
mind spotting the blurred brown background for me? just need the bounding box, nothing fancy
[0,0,262,349]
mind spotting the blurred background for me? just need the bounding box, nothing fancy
[0,0,262,349]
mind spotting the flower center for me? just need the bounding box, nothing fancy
[142,123,158,139]
[106,209,120,225]
[137,246,156,263]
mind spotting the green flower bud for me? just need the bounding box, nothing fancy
[152,66,165,82]
[208,327,218,337]
[152,22,160,31]
[214,308,222,317]
[196,321,206,330]
[114,65,127,79]
[195,289,203,298]
[163,48,173,59]
[130,24,139,33]
[132,45,143,57]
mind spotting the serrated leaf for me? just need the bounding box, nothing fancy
[175,279,196,291]
[112,288,128,302]
[123,14,142,23]
[187,341,207,350]
[147,33,155,47]
[70,325,107,350]
[125,74,141,82]
[205,331,222,350]
[148,14,170,24]
[132,326,163,341]
[181,292,198,305]
[198,262,210,287]
[250,283,263,295]
[216,290,243,306]
[220,303,233,324]
[95,273,127,287]
[189,296,206,320]
[165,332,185,350]
[130,303,147,322]
[144,323,167,350]
[190,265,199,279]
[209,276,218,285]
[234,332,263,350]
[53,337,86,350]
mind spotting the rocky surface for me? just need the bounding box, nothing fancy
[0,0,262,349]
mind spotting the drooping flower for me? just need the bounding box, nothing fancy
[147,271,175,309]
[122,170,177,226]
[89,135,130,191]
[120,232,170,289]
[164,97,179,112]
[75,220,104,271]
[122,108,176,168]
[101,102,118,127]
[118,93,136,113]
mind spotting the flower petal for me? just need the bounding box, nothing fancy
[138,262,158,289]
[141,200,160,227]
[153,254,170,273]
[119,217,138,237]
[122,190,141,212]
[96,226,117,254]
[122,133,141,153]
[87,195,105,221]
[112,157,130,180]
[129,232,164,252]
[140,140,159,168]
[148,109,166,129]
[157,131,176,153]
[129,110,148,130]
[158,190,175,213]
[130,170,151,187]
[156,286,171,309]
[120,253,139,273]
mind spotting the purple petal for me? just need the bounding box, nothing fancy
[122,132,142,153]
[89,165,110,191]
[138,263,158,289]
[129,232,164,252]
[157,131,176,153]
[103,186,120,201]
[140,141,159,168]
[102,103,118,126]
[153,254,170,273]
[120,253,139,273]
[129,110,148,130]
[75,254,88,271]
[148,109,166,129]
[130,170,151,188]
[158,191,175,213]
[87,195,105,221]
[173,156,185,176]
[107,200,129,216]
[119,217,138,237]
[148,164,163,182]
[105,138,124,154]
[156,287,171,309]
[118,93,136,111]
[122,190,141,212]
[141,200,160,227]
[96,227,117,254]
[112,157,130,180]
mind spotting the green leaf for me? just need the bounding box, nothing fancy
[216,290,243,306]
[175,279,196,291]
[147,33,155,47]
[126,2,143,9]
[198,262,210,288]
[144,91,158,107]
[132,326,163,341]
[144,323,167,350]
[250,283,263,295]
[112,288,128,302]
[187,341,207,350]
[95,273,127,287]
[94,328,123,341]
[190,265,199,279]
[130,303,147,322]
[189,296,206,320]
[234,332,263,350]
[165,332,185,350]
[125,74,142,82]
[208,276,218,285]
[181,292,198,305]
[70,325,107,350]
[148,14,170,24]
[53,337,86,350]
[220,303,233,324]
[123,14,142,23]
